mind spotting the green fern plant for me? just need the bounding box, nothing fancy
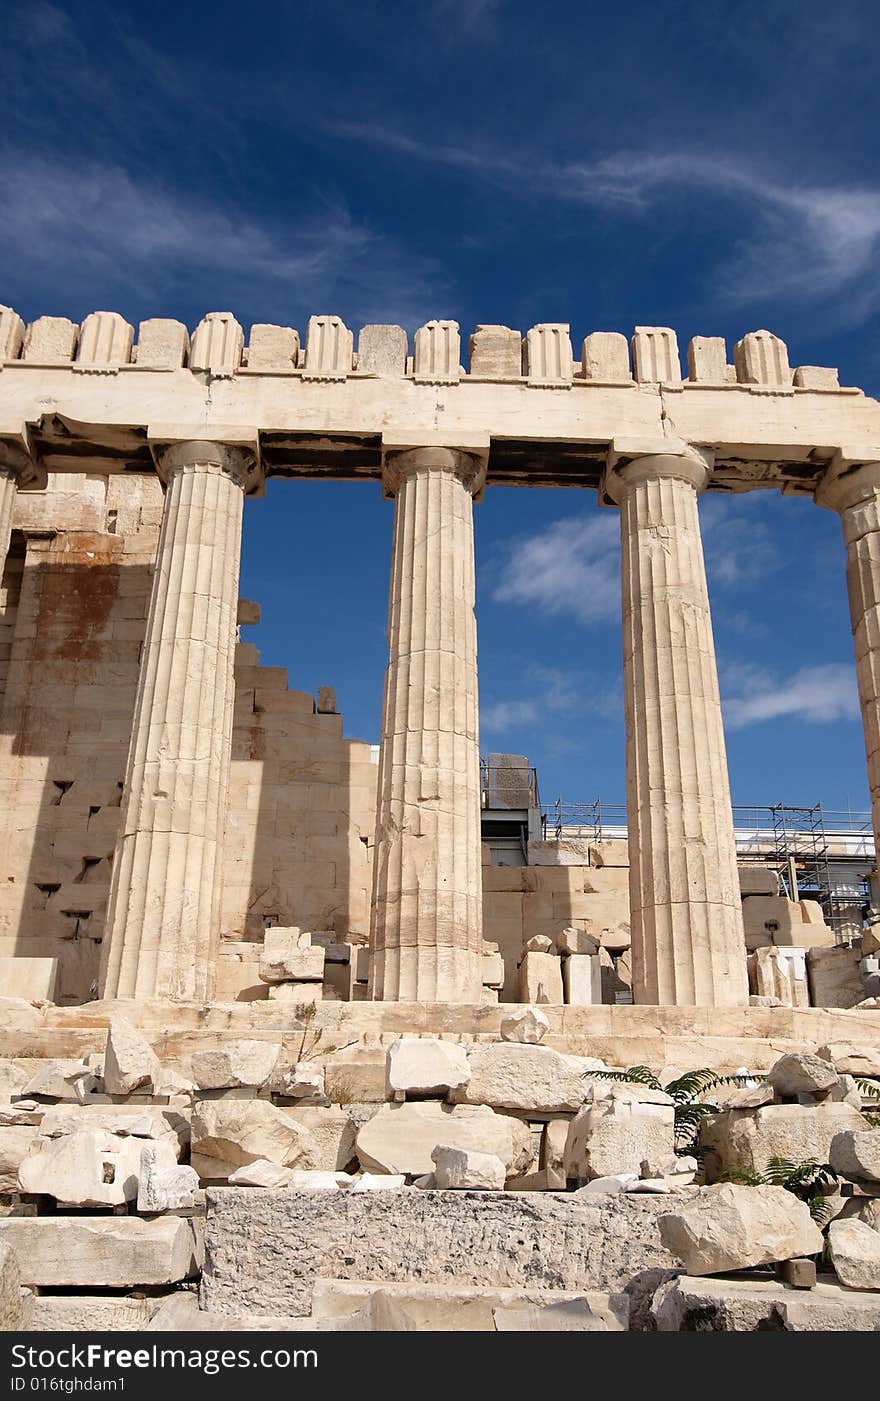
[717,1156,839,1224]
[583,1065,757,1154]
[855,1076,880,1128]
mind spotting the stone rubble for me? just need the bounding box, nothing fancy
[658,1183,824,1274]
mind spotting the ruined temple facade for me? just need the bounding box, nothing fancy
[0,307,878,1011]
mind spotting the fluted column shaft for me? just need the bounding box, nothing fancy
[100,442,252,1001]
[605,449,747,1006]
[0,468,17,567]
[370,447,485,1002]
[817,456,880,860]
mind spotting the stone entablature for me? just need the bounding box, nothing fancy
[0,307,871,495]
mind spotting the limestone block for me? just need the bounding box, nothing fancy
[136,318,189,368]
[766,1052,839,1098]
[748,946,809,1006]
[526,935,554,952]
[564,1083,675,1181]
[350,1172,406,1192]
[386,1037,471,1098]
[190,1100,316,1180]
[482,951,505,988]
[711,1082,776,1110]
[190,312,244,374]
[828,1220,880,1290]
[323,1048,387,1103]
[699,1103,865,1177]
[287,1170,353,1190]
[631,326,680,383]
[581,331,630,382]
[0,957,57,1001]
[808,946,865,1007]
[500,1007,549,1044]
[659,1183,822,1274]
[25,1294,164,1332]
[0,305,25,362]
[0,1216,200,1287]
[452,1042,587,1113]
[734,330,791,385]
[651,1273,880,1331]
[413,319,460,383]
[519,950,563,1004]
[357,324,407,376]
[304,315,353,379]
[793,365,839,389]
[432,1145,506,1190]
[557,927,601,955]
[276,1062,326,1102]
[246,323,299,370]
[103,1018,162,1096]
[468,325,521,378]
[0,1242,22,1331]
[687,336,728,382]
[819,1041,880,1076]
[267,982,323,1005]
[36,1105,187,1152]
[743,894,803,948]
[202,1187,686,1317]
[191,1040,280,1090]
[22,1060,97,1102]
[260,928,324,983]
[563,953,603,1005]
[316,685,338,713]
[22,316,77,362]
[738,866,780,897]
[281,1106,359,1172]
[355,1102,533,1178]
[0,1126,39,1191]
[829,1128,880,1184]
[137,1144,200,1211]
[524,324,573,385]
[18,1129,177,1207]
[76,311,134,366]
[228,1159,294,1188]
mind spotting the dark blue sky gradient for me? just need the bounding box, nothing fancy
[4,0,878,812]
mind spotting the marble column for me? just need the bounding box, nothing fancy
[817,452,880,862]
[100,440,258,1001]
[370,447,486,1002]
[603,442,748,1006]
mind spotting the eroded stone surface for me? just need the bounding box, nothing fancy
[658,1184,823,1274]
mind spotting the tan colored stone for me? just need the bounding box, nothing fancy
[659,1183,822,1274]
[77,311,133,366]
[137,1144,200,1211]
[564,1082,675,1181]
[357,325,407,377]
[819,1041,880,1075]
[246,324,299,371]
[18,1129,177,1206]
[0,306,25,363]
[807,946,866,1008]
[432,1145,506,1189]
[687,336,728,383]
[190,1099,316,1180]
[828,1219,880,1290]
[370,448,485,1001]
[103,1018,162,1095]
[519,950,564,1004]
[191,1039,280,1089]
[0,1126,38,1191]
[355,1102,533,1177]
[136,318,189,368]
[563,953,603,1005]
[581,332,630,382]
[413,320,459,383]
[0,1242,21,1331]
[749,946,810,1006]
[386,1037,471,1098]
[22,316,77,362]
[700,1102,865,1176]
[632,327,680,383]
[304,315,352,379]
[499,1007,549,1044]
[22,1060,97,1102]
[829,1127,880,1184]
[734,330,791,385]
[468,325,521,379]
[0,1216,200,1287]
[452,1042,587,1113]
[190,312,243,374]
[766,1052,839,1097]
[524,324,573,385]
[603,445,747,1007]
[794,366,839,389]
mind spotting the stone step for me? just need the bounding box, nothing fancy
[0,1216,201,1288]
[22,1291,173,1331]
[652,1273,880,1331]
[309,1278,630,1331]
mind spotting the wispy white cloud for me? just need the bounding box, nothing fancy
[481,664,620,736]
[699,494,780,589]
[0,154,449,327]
[323,123,880,318]
[722,661,860,730]
[489,513,620,625]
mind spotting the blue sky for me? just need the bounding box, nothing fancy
[4,0,878,816]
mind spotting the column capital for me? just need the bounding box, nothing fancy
[147,427,264,495]
[381,442,488,500]
[816,447,880,514]
[601,437,713,506]
[0,423,46,491]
